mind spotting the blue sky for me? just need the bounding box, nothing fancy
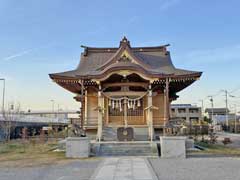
[0,0,240,112]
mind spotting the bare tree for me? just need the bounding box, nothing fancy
[0,102,21,141]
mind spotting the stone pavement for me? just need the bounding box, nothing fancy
[216,132,240,148]
[91,157,157,180]
[149,157,240,180]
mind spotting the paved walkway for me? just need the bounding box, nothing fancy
[149,157,240,180]
[216,132,240,148]
[91,157,157,180]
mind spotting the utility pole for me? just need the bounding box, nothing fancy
[223,90,229,127]
[229,95,237,133]
[234,104,237,133]
[198,99,204,136]
[199,99,204,119]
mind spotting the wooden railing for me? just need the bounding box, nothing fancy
[108,116,145,125]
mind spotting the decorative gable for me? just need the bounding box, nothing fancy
[117,50,141,65]
[98,37,151,71]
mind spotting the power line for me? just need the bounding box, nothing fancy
[204,90,222,100]
[230,85,240,93]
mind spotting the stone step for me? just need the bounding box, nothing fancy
[93,142,158,157]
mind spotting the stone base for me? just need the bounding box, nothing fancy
[66,137,90,158]
[160,136,186,159]
[186,139,194,149]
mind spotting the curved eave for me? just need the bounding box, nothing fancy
[49,74,81,94]
[75,67,202,80]
[49,70,202,81]
[49,70,202,94]
[49,73,78,80]
[169,72,202,93]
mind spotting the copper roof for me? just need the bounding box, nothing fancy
[49,37,202,80]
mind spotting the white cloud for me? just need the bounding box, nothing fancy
[159,0,181,11]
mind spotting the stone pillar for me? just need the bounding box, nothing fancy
[147,84,153,141]
[96,86,104,141]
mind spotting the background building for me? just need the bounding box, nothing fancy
[0,110,79,141]
[205,108,230,116]
[171,104,202,124]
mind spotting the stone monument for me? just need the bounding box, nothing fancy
[66,136,90,158]
[160,136,187,159]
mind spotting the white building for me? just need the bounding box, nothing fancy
[171,104,202,124]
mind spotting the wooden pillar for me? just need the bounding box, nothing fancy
[80,79,85,136]
[97,85,103,141]
[84,89,88,126]
[124,98,128,128]
[164,78,170,135]
[106,98,109,125]
[148,84,153,141]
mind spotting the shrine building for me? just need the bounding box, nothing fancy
[49,37,202,141]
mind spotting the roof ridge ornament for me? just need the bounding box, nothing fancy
[81,45,88,56]
[118,54,131,63]
[120,36,130,47]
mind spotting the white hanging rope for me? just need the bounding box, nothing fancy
[101,90,149,101]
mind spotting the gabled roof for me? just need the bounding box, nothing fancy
[49,37,202,80]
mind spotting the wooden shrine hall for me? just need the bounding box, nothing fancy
[49,37,202,141]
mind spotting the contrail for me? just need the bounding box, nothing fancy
[3,49,35,61]
[2,43,54,61]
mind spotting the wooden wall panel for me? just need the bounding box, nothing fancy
[152,93,164,125]
[87,93,98,125]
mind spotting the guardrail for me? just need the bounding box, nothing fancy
[0,114,69,124]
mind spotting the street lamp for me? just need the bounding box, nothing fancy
[50,100,55,125]
[50,99,55,113]
[0,78,5,114]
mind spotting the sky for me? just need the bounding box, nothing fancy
[0,0,240,112]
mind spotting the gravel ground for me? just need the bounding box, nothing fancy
[0,159,102,180]
[149,157,240,180]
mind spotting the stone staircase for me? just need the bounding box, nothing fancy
[93,142,158,157]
